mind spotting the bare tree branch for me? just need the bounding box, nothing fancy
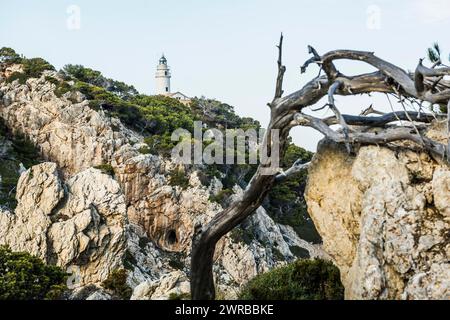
[323,111,437,127]
[301,45,339,80]
[448,100,450,160]
[275,160,310,183]
[190,38,450,300]
[294,112,448,160]
[328,80,351,153]
[274,33,286,100]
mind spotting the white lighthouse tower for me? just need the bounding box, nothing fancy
[155,55,171,95]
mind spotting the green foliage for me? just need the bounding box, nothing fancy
[94,164,114,176]
[138,237,150,250]
[265,143,321,243]
[123,250,137,271]
[5,57,55,85]
[271,247,285,261]
[209,188,233,206]
[138,145,151,155]
[427,42,441,63]
[229,226,254,245]
[190,98,260,130]
[6,72,28,85]
[0,120,42,209]
[239,259,344,300]
[0,47,22,64]
[73,81,145,128]
[22,58,55,78]
[289,246,310,259]
[168,292,191,300]
[62,64,138,99]
[168,257,184,271]
[54,81,73,98]
[101,269,132,300]
[44,76,60,85]
[0,246,67,300]
[168,167,190,189]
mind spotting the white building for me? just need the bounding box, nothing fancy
[154,55,191,106]
[155,55,171,95]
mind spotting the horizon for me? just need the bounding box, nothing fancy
[1,0,450,151]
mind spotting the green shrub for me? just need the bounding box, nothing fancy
[0,121,42,209]
[54,81,73,98]
[168,167,189,189]
[289,246,310,259]
[168,292,190,300]
[271,247,285,262]
[239,259,344,300]
[0,246,68,300]
[138,145,151,154]
[94,164,114,176]
[5,57,54,85]
[123,250,137,271]
[229,226,254,245]
[0,47,22,64]
[6,72,28,84]
[22,58,55,77]
[44,76,60,85]
[62,64,138,99]
[168,257,184,271]
[101,269,132,300]
[265,143,321,244]
[209,189,233,205]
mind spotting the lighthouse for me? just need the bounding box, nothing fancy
[154,54,192,105]
[155,54,171,95]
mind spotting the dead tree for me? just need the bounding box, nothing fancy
[190,35,450,300]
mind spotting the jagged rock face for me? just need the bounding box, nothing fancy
[305,139,450,300]
[131,271,190,300]
[0,163,127,287]
[0,72,326,299]
[0,70,140,177]
[113,149,220,252]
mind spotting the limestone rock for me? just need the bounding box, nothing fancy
[131,271,190,300]
[0,163,128,287]
[0,71,140,177]
[0,71,327,299]
[305,140,450,300]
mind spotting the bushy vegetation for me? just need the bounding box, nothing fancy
[1,49,320,245]
[209,188,234,206]
[239,259,344,300]
[0,246,67,300]
[1,48,55,85]
[265,143,321,243]
[59,65,319,242]
[168,292,191,300]
[62,64,138,100]
[94,164,115,176]
[101,269,132,300]
[0,120,42,209]
[0,47,22,64]
[168,167,190,189]
[229,226,254,245]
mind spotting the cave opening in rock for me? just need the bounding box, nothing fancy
[167,230,177,245]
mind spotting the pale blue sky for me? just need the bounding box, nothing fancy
[1,0,449,150]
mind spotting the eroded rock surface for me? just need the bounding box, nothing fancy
[0,71,321,299]
[306,139,450,300]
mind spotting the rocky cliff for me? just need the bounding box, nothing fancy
[0,65,325,299]
[305,135,450,300]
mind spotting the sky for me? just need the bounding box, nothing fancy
[1,0,450,150]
